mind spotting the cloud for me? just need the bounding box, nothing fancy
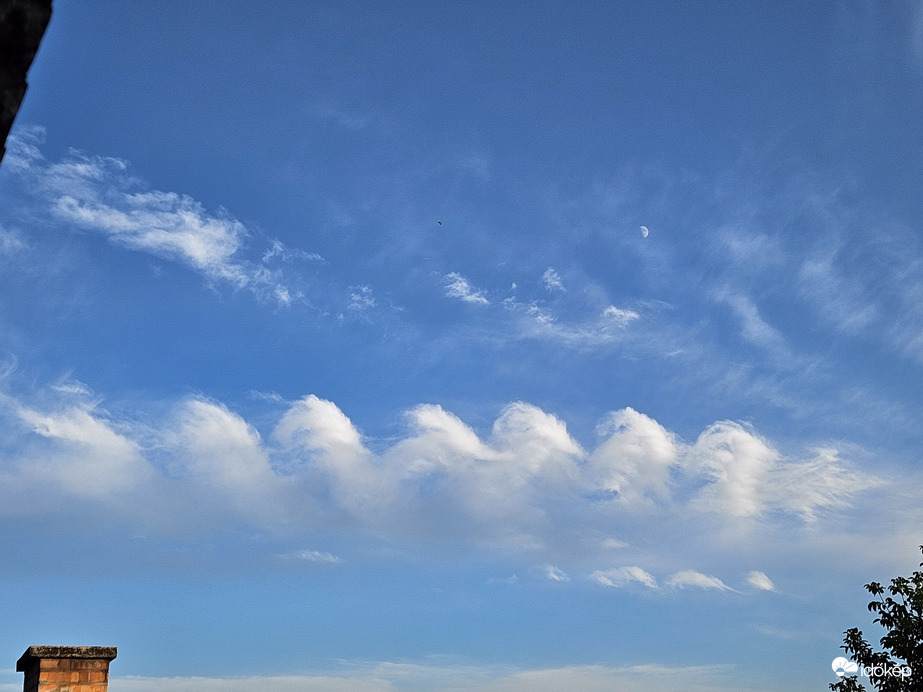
[746,571,775,591]
[284,549,343,564]
[600,305,640,327]
[798,249,878,336]
[765,447,873,521]
[541,267,565,293]
[590,566,658,589]
[540,564,570,582]
[112,674,391,692]
[168,398,294,525]
[444,272,489,305]
[379,401,582,539]
[0,224,26,256]
[0,378,878,557]
[666,570,732,591]
[683,422,868,521]
[272,394,383,519]
[600,538,628,549]
[52,190,251,285]
[3,129,308,305]
[588,407,678,507]
[684,422,778,518]
[5,397,155,504]
[716,292,792,360]
[502,299,640,348]
[346,285,377,317]
[107,662,758,692]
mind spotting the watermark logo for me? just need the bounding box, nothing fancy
[831,657,911,679]
[832,657,859,677]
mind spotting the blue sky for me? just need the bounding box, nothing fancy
[1,1,923,690]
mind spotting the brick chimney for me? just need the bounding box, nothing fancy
[16,646,117,692]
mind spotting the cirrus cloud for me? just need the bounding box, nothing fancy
[3,128,312,305]
[444,272,490,305]
[590,566,658,590]
[666,570,732,591]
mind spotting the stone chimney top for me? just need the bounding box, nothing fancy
[16,646,117,692]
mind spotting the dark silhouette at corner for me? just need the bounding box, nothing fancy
[0,0,52,165]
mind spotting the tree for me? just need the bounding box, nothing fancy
[830,546,923,691]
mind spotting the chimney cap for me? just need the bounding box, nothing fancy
[16,646,117,671]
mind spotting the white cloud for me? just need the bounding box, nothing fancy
[112,674,390,692]
[684,421,777,518]
[347,285,377,315]
[2,124,46,170]
[717,292,791,359]
[109,662,758,692]
[488,402,583,479]
[444,272,489,305]
[590,566,658,589]
[0,380,877,555]
[666,570,732,591]
[541,267,565,293]
[798,249,878,336]
[380,401,582,540]
[4,131,307,305]
[746,571,775,591]
[683,423,867,521]
[766,447,872,521]
[588,408,678,507]
[541,564,570,582]
[714,226,784,268]
[397,403,499,470]
[52,190,251,286]
[285,549,343,564]
[272,394,383,519]
[0,225,26,255]
[601,305,640,327]
[601,538,628,549]
[502,299,640,348]
[169,398,294,525]
[8,399,154,503]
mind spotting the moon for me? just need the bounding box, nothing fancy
[640,225,649,238]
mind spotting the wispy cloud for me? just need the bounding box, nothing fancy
[684,422,871,520]
[540,564,571,582]
[0,224,26,256]
[108,661,760,692]
[746,571,775,592]
[3,128,313,305]
[716,292,793,361]
[347,285,377,315]
[798,248,878,337]
[502,298,640,348]
[541,267,565,293]
[590,566,658,590]
[283,549,343,564]
[601,305,640,326]
[444,272,489,305]
[666,570,732,591]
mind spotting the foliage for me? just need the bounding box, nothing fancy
[830,546,923,691]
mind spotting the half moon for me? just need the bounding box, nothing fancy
[640,225,649,238]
